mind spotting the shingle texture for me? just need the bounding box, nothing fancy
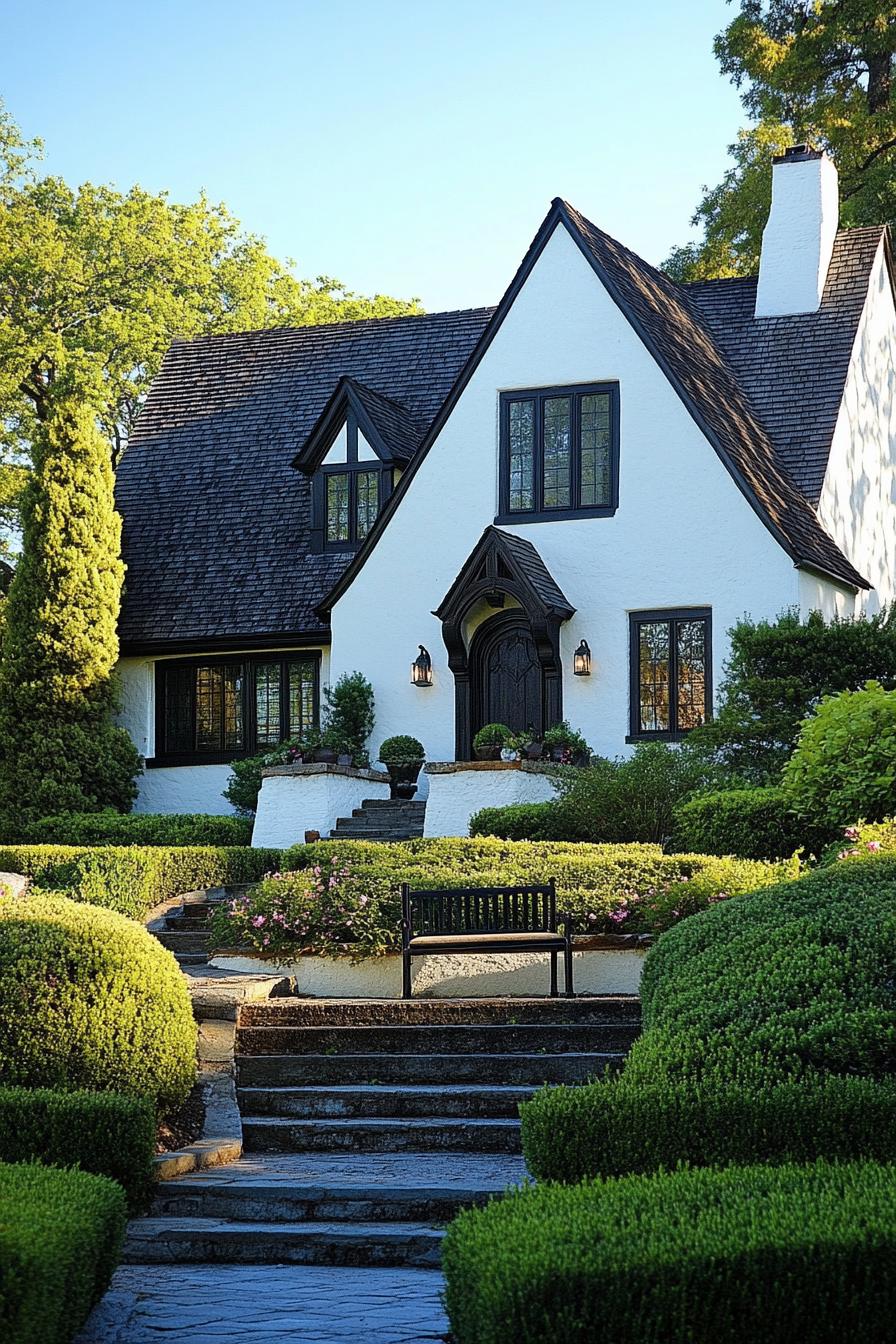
[685,226,884,504]
[116,308,493,648]
[560,201,873,589]
[118,205,884,651]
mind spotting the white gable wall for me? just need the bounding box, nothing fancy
[815,238,896,615]
[330,224,807,771]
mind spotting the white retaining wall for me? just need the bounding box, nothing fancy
[252,764,390,848]
[423,762,557,838]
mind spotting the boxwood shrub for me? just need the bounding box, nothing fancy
[0,843,281,918]
[0,892,196,1111]
[9,811,253,847]
[520,1075,896,1183]
[672,786,837,859]
[469,801,584,842]
[0,1160,127,1344]
[0,1086,155,1209]
[442,1159,896,1344]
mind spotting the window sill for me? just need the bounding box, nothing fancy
[146,753,244,769]
[494,506,618,525]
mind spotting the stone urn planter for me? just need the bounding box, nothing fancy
[312,745,337,764]
[474,745,502,761]
[378,736,427,801]
[388,761,424,800]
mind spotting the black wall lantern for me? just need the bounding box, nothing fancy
[573,639,592,677]
[411,645,433,687]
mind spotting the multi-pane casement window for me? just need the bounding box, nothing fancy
[314,464,394,552]
[628,609,712,741]
[497,382,620,522]
[153,654,319,765]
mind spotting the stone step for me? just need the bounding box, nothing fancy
[360,799,426,811]
[333,820,425,833]
[240,995,640,1028]
[175,952,209,967]
[237,1083,536,1119]
[155,929,212,953]
[167,906,214,927]
[122,1217,443,1268]
[153,1178,497,1225]
[236,1022,640,1056]
[237,1050,623,1087]
[328,829,423,842]
[241,1115,522,1154]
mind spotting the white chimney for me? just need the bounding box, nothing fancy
[755,145,839,318]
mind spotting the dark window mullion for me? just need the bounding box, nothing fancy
[535,393,545,514]
[571,392,582,509]
[669,619,680,736]
[279,661,290,743]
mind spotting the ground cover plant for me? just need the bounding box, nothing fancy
[0,1086,155,1209]
[0,1161,127,1344]
[442,1159,896,1344]
[210,837,795,959]
[0,892,195,1110]
[0,843,280,917]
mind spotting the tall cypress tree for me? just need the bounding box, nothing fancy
[0,394,141,820]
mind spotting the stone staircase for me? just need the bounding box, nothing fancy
[125,996,640,1269]
[153,890,219,967]
[329,798,426,842]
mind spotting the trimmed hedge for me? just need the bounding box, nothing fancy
[278,836,795,934]
[0,843,281,918]
[469,801,579,842]
[0,892,195,1111]
[672,786,836,859]
[442,1159,896,1344]
[9,811,253,847]
[0,1160,126,1344]
[625,857,896,1089]
[0,1086,155,1209]
[520,1075,896,1182]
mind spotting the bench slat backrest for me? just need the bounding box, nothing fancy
[402,881,557,937]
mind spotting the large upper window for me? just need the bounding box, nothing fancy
[498,382,619,522]
[154,655,319,765]
[628,609,711,741]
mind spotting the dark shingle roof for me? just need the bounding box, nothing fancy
[684,226,884,504]
[116,307,493,649]
[496,530,575,616]
[559,201,871,589]
[347,378,423,463]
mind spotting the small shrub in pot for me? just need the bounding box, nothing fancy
[472,723,512,760]
[542,720,590,764]
[379,735,426,799]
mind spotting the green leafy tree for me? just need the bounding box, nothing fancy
[783,680,896,825]
[666,2,896,280]
[0,99,420,486]
[0,389,142,819]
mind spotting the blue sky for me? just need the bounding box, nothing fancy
[2,0,744,311]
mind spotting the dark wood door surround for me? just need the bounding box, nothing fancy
[434,527,576,760]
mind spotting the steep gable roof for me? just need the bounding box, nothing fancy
[322,199,870,613]
[293,375,423,474]
[685,225,886,504]
[116,307,492,651]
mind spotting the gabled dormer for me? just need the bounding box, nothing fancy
[294,376,422,554]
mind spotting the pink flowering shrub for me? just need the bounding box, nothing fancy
[209,854,398,961]
[832,819,896,864]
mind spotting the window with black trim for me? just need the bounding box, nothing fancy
[498,382,619,522]
[628,609,711,741]
[154,654,319,765]
[322,466,383,547]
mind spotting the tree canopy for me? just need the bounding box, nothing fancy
[666,2,896,280]
[0,101,421,496]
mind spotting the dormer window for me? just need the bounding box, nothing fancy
[294,376,421,554]
[497,382,620,522]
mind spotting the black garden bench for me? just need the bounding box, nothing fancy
[400,879,574,999]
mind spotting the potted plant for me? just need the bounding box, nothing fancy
[312,727,339,764]
[473,723,512,761]
[542,720,591,764]
[508,729,544,761]
[379,735,426,799]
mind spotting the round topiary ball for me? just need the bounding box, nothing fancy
[0,892,195,1111]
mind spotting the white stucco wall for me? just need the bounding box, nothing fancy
[330,222,804,763]
[816,237,896,615]
[211,946,645,997]
[252,767,390,848]
[423,765,557,838]
[756,153,839,318]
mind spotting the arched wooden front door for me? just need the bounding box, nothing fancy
[470,614,544,739]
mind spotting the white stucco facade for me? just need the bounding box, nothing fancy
[423,763,557,839]
[329,223,813,766]
[816,236,896,615]
[251,764,390,848]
